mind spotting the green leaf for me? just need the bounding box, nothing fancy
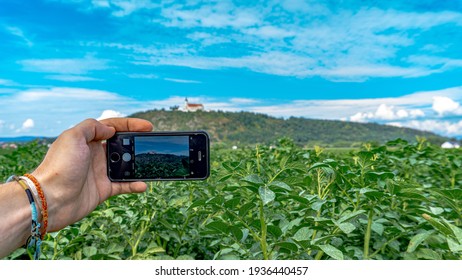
[222,161,241,172]
[229,226,244,241]
[224,197,241,209]
[447,238,462,253]
[168,196,189,207]
[399,189,428,202]
[79,221,92,233]
[205,221,229,234]
[436,189,462,200]
[275,242,298,252]
[445,222,462,243]
[279,156,289,169]
[360,188,384,200]
[336,222,356,234]
[267,225,283,238]
[269,181,292,191]
[218,174,233,182]
[416,248,441,260]
[239,202,256,216]
[206,196,224,206]
[188,199,207,210]
[308,162,332,172]
[365,171,395,181]
[317,244,344,260]
[176,255,195,260]
[144,246,166,255]
[83,246,97,258]
[242,174,264,186]
[259,186,275,205]
[284,195,310,204]
[337,210,366,223]
[422,214,454,238]
[88,229,108,242]
[429,207,444,215]
[311,199,326,211]
[293,227,311,241]
[280,218,303,234]
[372,222,384,236]
[407,231,434,253]
[8,248,26,260]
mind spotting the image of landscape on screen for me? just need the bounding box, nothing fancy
[134,136,189,178]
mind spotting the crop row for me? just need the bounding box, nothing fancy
[1,138,462,259]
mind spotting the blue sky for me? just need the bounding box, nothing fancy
[135,136,189,156]
[0,0,462,138]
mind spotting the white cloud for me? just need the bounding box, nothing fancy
[148,51,317,77]
[5,26,33,47]
[151,5,462,79]
[55,0,157,17]
[110,0,157,17]
[2,83,462,138]
[350,112,374,123]
[244,25,296,39]
[127,73,159,79]
[164,78,201,84]
[53,1,462,81]
[386,122,403,128]
[97,110,125,120]
[187,32,231,46]
[17,87,120,102]
[348,104,426,123]
[21,118,34,130]
[0,79,16,86]
[403,120,462,137]
[375,104,397,120]
[45,75,102,82]
[432,96,461,115]
[20,55,109,75]
[160,2,261,29]
[229,98,260,104]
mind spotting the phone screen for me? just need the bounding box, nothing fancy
[134,136,190,179]
[107,132,209,181]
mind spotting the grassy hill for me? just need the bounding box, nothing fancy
[130,109,451,147]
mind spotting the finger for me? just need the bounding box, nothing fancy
[73,118,116,143]
[100,118,153,132]
[110,181,148,197]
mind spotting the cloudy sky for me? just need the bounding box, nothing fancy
[1,0,461,138]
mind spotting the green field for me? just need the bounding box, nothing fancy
[1,138,462,260]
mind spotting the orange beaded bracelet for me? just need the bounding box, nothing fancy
[23,174,48,239]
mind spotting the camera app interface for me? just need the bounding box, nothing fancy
[134,136,190,179]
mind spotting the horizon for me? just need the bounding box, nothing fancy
[1,0,461,138]
[0,109,458,142]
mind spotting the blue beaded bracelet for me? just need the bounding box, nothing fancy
[6,175,42,260]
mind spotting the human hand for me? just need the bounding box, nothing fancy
[31,118,153,233]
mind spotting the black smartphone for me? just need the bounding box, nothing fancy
[107,131,210,181]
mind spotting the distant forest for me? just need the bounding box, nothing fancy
[135,153,189,178]
[130,109,452,147]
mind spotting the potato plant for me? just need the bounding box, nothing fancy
[1,137,462,260]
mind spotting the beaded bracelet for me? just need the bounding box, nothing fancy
[23,173,48,239]
[19,176,44,220]
[6,175,42,260]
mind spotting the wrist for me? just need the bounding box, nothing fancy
[0,181,32,258]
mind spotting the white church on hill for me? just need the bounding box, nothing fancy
[182,98,204,112]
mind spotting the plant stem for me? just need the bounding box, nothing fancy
[363,208,374,259]
[315,250,324,260]
[256,144,261,175]
[259,201,269,260]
